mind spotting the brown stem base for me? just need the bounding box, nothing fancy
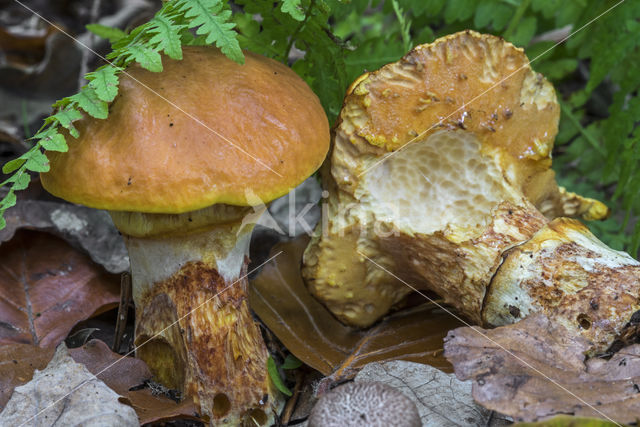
[135,259,279,425]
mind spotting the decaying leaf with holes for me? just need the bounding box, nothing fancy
[301,30,639,354]
[444,314,640,423]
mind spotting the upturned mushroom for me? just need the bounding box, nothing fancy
[302,31,637,352]
[41,46,329,425]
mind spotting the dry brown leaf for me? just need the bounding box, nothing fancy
[444,314,640,423]
[0,201,129,274]
[0,343,54,408]
[0,344,138,425]
[69,339,150,396]
[121,389,201,425]
[68,339,202,424]
[249,236,464,379]
[0,230,120,347]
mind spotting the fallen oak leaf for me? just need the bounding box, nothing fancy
[0,230,120,347]
[249,236,464,379]
[0,343,138,425]
[120,389,201,425]
[444,314,640,423]
[0,200,129,274]
[0,343,54,408]
[68,339,150,396]
[68,339,202,424]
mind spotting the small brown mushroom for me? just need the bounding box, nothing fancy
[41,46,330,425]
[308,382,421,427]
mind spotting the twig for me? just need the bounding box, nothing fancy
[112,271,131,352]
[281,370,305,425]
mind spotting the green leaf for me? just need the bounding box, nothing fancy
[176,0,244,63]
[281,0,305,21]
[148,15,184,60]
[508,15,536,47]
[86,24,127,44]
[2,158,26,174]
[282,354,303,370]
[0,191,16,210]
[473,1,495,28]
[39,129,68,152]
[53,108,83,138]
[267,356,292,396]
[23,149,50,173]
[88,66,120,102]
[444,0,477,24]
[11,172,31,191]
[70,87,108,119]
[127,44,163,72]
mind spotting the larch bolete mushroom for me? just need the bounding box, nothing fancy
[41,46,330,425]
[302,31,636,353]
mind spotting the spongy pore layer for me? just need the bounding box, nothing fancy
[359,130,518,238]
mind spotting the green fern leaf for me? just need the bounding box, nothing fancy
[87,66,120,102]
[281,0,305,21]
[37,128,68,152]
[8,172,30,191]
[53,108,83,138]
[2,158,26,174]
[176,0,243,63]
[23,149,50,173]
[126,45,164,72]
[70,87,108,119]
[0,191,16,210]
[148,15,184,60]
[86,24,127,44]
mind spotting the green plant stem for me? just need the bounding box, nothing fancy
[283,0,316,62]
[560,102,606,156]
[503,0,531,40]
[21,101,30,138]
[391,0,411,52]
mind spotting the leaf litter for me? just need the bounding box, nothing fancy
[444,313,640,423]
[0,230,120,347]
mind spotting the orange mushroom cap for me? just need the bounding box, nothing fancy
[41,46,330,213]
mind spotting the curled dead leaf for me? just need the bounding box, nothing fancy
[249,236,464,380]
[0,230,120,347]
[444,314,640,423]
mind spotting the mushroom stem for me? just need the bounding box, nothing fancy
[110,207,282,426]
[484,217,640,353]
